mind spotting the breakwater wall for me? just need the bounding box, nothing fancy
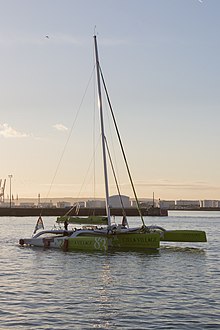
[0,207,167,217]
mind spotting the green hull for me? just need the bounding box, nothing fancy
[58,229,207,252]
[109,232,160,249]
[160,230,207,242]
[57,215,108,225]
[63,232,160,252]
[65,236,108,251]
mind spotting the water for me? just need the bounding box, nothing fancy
[0,211,220,329]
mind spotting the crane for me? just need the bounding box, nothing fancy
[0,179,6,202]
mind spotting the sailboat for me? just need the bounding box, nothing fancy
[19,35,207,251]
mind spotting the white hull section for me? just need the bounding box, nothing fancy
[19,226,160,251]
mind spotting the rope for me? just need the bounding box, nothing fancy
[100,67,146,227]
[105,137,127,221]
[59,135,102,219]
[39,66,96,218]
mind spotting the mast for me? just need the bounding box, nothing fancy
[94,35,111,228]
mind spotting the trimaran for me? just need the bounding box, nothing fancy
[19,35,207,251]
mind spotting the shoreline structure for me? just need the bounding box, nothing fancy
[0,206,168,217]
[0,206,219,217]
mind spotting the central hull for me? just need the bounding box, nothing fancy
[67,232,160,251]
[20,232,160,251]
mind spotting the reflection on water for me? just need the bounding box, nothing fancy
[0,213,220,329]
[161,245,206,254]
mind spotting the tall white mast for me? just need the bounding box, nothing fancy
[94,35,111,227]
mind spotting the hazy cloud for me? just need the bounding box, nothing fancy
[0,123,28,138]
[53,124,68,132]
[133,180,218,191]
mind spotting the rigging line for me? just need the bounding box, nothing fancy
[103,90,122,194]
[44,65,96,203]
[62,135,102,218]
[105,137,128,221]
[99,67,146,227]
[93,59,96,201]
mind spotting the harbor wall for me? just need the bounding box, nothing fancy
[0,207,168,217]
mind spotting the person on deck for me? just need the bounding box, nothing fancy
[122,215,128,227]
[64,220,68,231]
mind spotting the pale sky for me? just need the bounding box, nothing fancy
[1,0,220,201]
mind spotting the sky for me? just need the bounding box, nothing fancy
[1,0,220,201]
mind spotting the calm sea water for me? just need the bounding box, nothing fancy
[0,211,219,329]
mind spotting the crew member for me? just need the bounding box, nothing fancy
[64,220,68,230]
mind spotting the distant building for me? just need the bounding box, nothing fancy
[175,200,200,209]
[76,201,85,208]
[159,200,175,209]
[109,195,131,208]
[19,202,36,208]
[0,202,15,208]
[201,200,220,208]
[132,199,157,208]
[85,199,105,208]
[57,201,71,208]
[38,201,55,208]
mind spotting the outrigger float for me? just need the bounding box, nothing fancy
[19,35,207,252]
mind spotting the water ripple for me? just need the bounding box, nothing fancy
[0,214,220,329]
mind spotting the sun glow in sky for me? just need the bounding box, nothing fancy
[1,0,220,200]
